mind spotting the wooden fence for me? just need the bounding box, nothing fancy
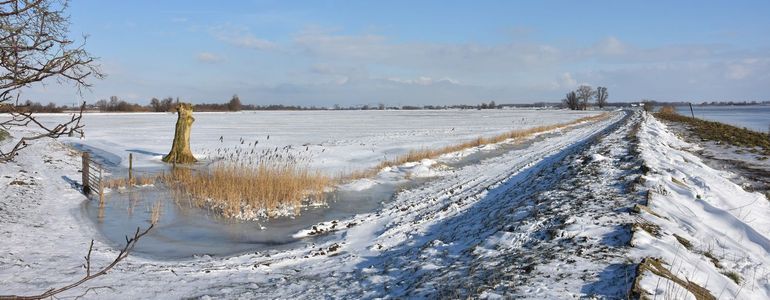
[81,152,105,203]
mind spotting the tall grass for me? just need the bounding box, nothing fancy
[162,155,331,219]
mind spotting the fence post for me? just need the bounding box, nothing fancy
[688,102,695,118]
[82,152,91,194]
[128,153,133,184]
[99,167,104,204]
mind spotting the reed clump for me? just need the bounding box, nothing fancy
[103,175,158,190]
[162,160,332,219]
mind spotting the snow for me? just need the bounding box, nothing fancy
[631,112,770,299]
[35,109,601,174]
[2,108,769,298]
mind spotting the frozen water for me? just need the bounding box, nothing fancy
[674,105,770,133]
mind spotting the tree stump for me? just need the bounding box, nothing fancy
[162,103,197,164]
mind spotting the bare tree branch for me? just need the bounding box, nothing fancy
[0,224,154,300]
[0,0,103,162]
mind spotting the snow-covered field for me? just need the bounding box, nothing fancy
[2,108,770,299]
[41,109,600,173]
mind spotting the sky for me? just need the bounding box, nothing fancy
[26,0,770,106]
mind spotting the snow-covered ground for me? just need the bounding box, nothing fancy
[2,109,770,299]
[631,113,770,299]
[39,109,600,173]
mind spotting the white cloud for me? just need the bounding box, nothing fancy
[727,64,750,80]
[594,37,627,56]
[229,35,276,50]
[210,25,277,50]
[560,72,577,88]
[196,52,224,63]
[386,76,460,86]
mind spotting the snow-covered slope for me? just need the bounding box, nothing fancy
[631,113,770,299]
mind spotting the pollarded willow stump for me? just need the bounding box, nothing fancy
[162,103,197,164]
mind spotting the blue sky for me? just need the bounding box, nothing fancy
[28,0,770,106]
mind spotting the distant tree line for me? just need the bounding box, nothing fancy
[0,100,66,113]
[9,92,767,115]
[562,85,609,110]
[96,96,147,112]
[92,94,245,112]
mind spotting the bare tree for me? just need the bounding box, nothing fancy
[575,85,595,110]
[227,94,241,111]
[642,100,655,112]
[0,0,103,162]
[596,86,608,108]
[563,91,579,110]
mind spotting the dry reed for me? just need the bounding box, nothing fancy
[103,174,157,190]
[162,160,331,219]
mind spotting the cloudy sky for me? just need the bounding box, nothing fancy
[27,0,770,106]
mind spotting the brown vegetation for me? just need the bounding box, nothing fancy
[632,257,715,300]
[655,106,770,155]
[162,162,331,218]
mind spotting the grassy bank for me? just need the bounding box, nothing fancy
[655,106,770,155]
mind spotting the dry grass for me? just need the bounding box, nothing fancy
[162,162,332,218]
[721,271,742,285]
[150,200,162,225]
[633,221,662,237]
[632,257,716,300]
[655,106,770,155]
[103,174,157,190]
[673,234,693,250]
[347,113,609,180]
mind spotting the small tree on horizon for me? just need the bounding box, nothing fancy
[576,85,595,110]
[228,94,242,111]
[563,91,579,110]
[596,86,608,108]
[642,99,655,112]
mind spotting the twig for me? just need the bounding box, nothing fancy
[0,224,153,300]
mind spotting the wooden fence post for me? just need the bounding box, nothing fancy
[99,168,104,204]
[688,102,695,118]
[128,153,133,184]
[82,152,91,194]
